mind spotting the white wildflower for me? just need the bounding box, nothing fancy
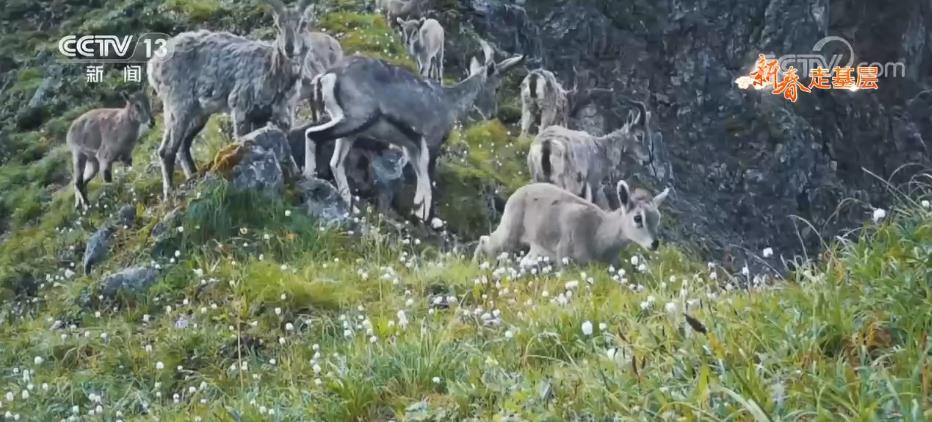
[762,247,773,258]
[872,208,886,222]
[581,320,593,336]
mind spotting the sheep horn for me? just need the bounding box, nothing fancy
[619,96,649,126]
[478,39,494,65]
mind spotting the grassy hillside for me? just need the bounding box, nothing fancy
[1,0,931,421]
[0,175,929,420]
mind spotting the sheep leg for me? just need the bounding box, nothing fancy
[438,47,444,81]
[520,100,536,138]
[555,239,574,268]
[540,105,558,130]
[303,135,318,179]
[83,157,99,183]
[72,153,89,210]
[594,183,610,209]
[158,114,183,200]
[232,110,256,138]
[525,244,556,265]
[404,137,432,222]
[417,55,428,78]
[101,160,113,183]
[329,137,355,206]
[582,182,594,203]
[178,114,209,179]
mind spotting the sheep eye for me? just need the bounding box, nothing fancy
[634,215,643,226]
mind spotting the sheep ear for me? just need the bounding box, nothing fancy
[653,188,670,207]
[469,56,483,76]
[616,180,631,211]
[496,55,525,75]
[396,17,404,24]
[478,39,494,65]
[301,3,316,24]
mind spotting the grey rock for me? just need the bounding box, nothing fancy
[371,148,407,186]
[100,266,159,298]
[239,125,300,178]
[27,65,63,109]
[228,142,284,194]
[296,177,350,226]
[150,207,183,240]
[117,204,136,228]
[83,225,114,275]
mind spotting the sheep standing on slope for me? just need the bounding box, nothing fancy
[398,18,444,80]
[299,31,344,122]
[67,92,154,210]
[376,0,424,24]
[147,0,317,200]
[304,41,524,221]
[473,181,670,265]
[527,99,654,209]
[520,69,574,138]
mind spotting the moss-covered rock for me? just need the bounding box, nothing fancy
[436,120,530,237]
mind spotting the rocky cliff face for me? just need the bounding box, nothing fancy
[466,0,931,264]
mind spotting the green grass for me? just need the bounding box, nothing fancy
[318,12,416,70]
[0,170,929,419]
[436,120,530,237]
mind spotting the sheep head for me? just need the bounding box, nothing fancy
[470,39,525,117]
[615,181,669,251]
[267,0,317,61]
[121,91,154,128]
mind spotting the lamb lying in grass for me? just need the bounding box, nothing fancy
[474,181,669,266]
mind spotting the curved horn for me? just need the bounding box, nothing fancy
[478,39,494,64]
[619,96,649,126]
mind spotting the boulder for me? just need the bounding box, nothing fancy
[232,143,284,193]
[295,177,350,226]
[117,204,136,228]
[83,225,114,275]
[239,125,300,178]
[150,207,183,240]
[100,266,159,298]
[210,141,284,195]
